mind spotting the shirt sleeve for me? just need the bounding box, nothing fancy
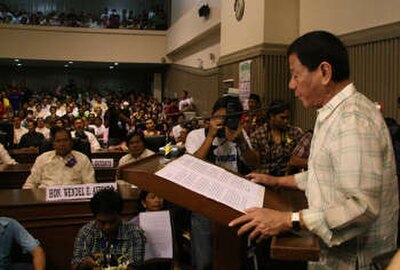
[80,155,96,184]
[88,132,101,152]
[23,156,44,189]
[11,219,40,253]
[71,225,92,265]
[185,130,204,154]
[294,170,308,191]
[301,113,385,246]
[127,224,146,267]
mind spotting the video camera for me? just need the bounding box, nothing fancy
[216,96,243,138]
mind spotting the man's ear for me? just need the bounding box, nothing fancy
[320,62,332,85]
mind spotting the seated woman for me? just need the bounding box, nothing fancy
[116,132,156,183]
[117,132,155,167]
[131,191,173,270]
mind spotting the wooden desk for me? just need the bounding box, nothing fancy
[9,148,128,165]
[9,148,39,163]
[91,149,128,165]
[0,164,117,189]
[121,155,319,270]
[0,185,139,270]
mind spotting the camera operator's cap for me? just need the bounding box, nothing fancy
[224,87,240,97]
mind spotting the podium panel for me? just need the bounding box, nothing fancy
[121,155,319,269]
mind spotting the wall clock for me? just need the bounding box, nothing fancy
[234,0,245,21]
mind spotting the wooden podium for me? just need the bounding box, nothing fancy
[121,155,319,269]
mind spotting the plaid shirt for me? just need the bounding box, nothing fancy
[71,220,146,268]
[295,83,398,269]
[250,123,304,176]
[292,131,313,159]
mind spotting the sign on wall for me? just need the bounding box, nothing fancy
[239,60,251,110]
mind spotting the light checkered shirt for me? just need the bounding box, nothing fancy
[295,83,398,269]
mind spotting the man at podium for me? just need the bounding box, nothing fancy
[230,31,398,270]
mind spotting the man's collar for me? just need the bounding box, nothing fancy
[317,83,356,123]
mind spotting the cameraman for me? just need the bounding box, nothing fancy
[185,95,257,270]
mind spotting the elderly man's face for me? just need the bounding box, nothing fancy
[288,53,325,108]
[53,131,73,157]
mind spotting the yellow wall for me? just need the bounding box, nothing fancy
[220,0,265,56]
[300,0,400,35]
[0,25,167,63]
[264,0,299,44]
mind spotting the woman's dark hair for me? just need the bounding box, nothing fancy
[267,100,289,119]
[126,131,146,145]
[287,31,349,82]
[90,188,123,216]
[249,94,261,103]
[138,190,150,212]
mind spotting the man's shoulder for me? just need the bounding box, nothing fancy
[37,150,56,160]
[0,216,14,227]
[121,220,144,235]
[189,127,205,135]
[251,124,268,137]
[71,150,91,162]
[77,221,98,236]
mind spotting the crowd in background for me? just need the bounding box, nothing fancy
[0,3,168,30]
[0,81,198,152]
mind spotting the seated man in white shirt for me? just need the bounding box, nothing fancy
[71,118,101,152]
[172,114,186,144]
[36,117,50,139]
[23,127,96,189]
[13,116,27,145]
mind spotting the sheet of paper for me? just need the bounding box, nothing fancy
[155,154,265,213]
[139,210,173,261]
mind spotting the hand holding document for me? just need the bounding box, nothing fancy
[155,154,265,213]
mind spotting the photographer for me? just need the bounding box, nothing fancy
[185,95,257,270]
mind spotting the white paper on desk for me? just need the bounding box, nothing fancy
[155,154,265,213]
[139,210,173,261]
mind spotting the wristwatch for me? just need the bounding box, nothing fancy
[291,212,301,231]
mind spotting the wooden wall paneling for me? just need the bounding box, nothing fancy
[348,37,400,121]
[165,65,219,117]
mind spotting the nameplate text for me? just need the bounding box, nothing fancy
[46,183,117,202]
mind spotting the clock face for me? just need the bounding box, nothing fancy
[234,0,245,21]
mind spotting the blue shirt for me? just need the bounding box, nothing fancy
[0,217,40,269]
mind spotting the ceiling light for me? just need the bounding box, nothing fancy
[68,61,73,64]
[16,63,23,67]
[64,64,69,68]
[109,66,114,70]
[114,62,119,66]
[14,59,20,62]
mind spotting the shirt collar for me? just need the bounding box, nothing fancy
[316,83,356,124]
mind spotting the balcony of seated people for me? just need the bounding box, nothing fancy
[0,4,168,65]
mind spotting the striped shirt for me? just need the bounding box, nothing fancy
[295,83,398,269]
[71,220,146,268]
